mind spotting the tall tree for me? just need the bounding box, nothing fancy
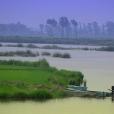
[59,17,70,38]
[106,21,114,37]
[71,19,78,38]
[46,19,57,37]
[39,24,44,36]
[87,23,93,38]
[92,21,101,38]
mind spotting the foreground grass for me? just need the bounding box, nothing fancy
[0,60,84,100]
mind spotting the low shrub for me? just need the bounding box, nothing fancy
[0,92,11,98]
[26,44,38,48]
[17,43,24,47]
[0,59,49,68]
[62,53,71,58]
[53,52,63,58]
[32,59,50,68]
[53,52,71,58]
[0,50,39,57]
[69,80,80,86]
[30,90,52,99]
[41,52,51,56]
[97,46,114,51]
[13,92,28,99]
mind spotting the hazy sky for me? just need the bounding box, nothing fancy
[0,0,114,28]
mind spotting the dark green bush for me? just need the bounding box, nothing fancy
[30,90,52,99]
[13,92,28,99]
[69,80,80,86]
[0,92,11,98]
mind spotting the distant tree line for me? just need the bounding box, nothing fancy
[0,22,37,36]
[0,50,39,57]
[96,46,114,51]
[0,50,71,58]
[0,17,114,38]
[39,17,114,39]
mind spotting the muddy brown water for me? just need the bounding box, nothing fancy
[0,44,114,114]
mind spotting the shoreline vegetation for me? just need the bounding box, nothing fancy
[0,59,84,100]
[0,36,114,46]
[0,50,71,58]
[0,43,114,52]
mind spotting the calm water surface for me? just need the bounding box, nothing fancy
[0,45,113,91]
[0,44,114,114]
[0,98,114,114]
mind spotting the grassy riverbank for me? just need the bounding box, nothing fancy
[0,59,84,100]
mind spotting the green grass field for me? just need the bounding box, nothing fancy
[0,66,53,84]
[0,60,84,100]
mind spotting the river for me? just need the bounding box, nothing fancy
[0,44,114,114]
[0,97,114,114]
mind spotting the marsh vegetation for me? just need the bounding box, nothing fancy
[0,59,83,100]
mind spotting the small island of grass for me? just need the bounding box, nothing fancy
[0,59,84,100]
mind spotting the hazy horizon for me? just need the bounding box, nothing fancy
[0,0,114,28]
